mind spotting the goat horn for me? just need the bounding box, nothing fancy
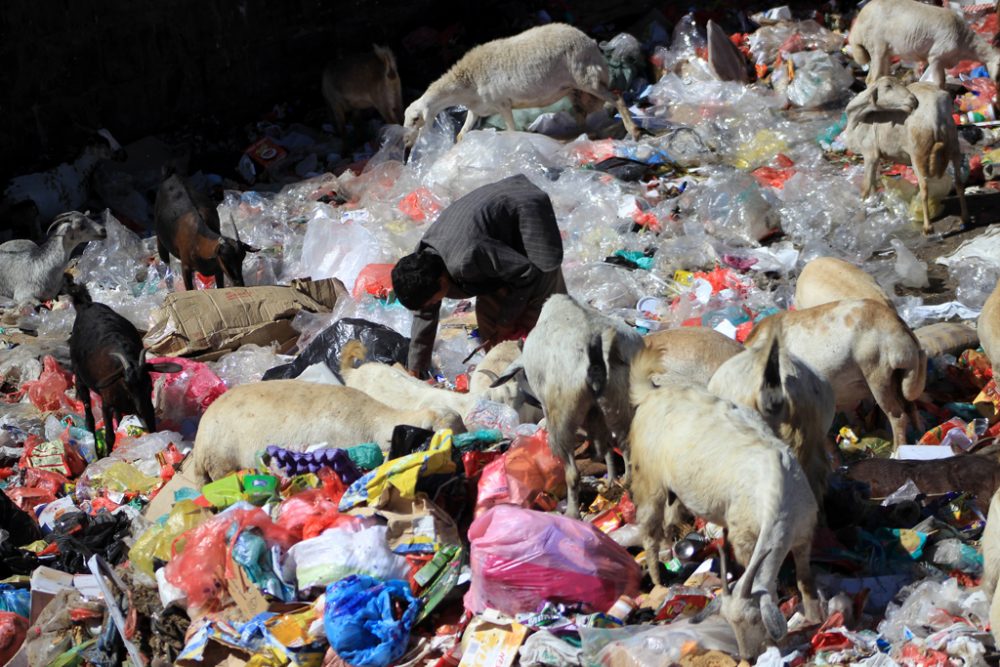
[139,348,148,368]
[738,547,771,600]
[229,213,242,244]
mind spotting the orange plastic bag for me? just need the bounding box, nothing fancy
[352,263,396,300]
[164,508,295,616]
[475,430,566,516]
[397,187,443,223]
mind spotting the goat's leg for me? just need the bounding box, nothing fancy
[76,376,96,441]
[927,57,947,89]
[866,367,910,447]
[157,240,170,264]
[499,106,518,133]
[638,494,666,586]
[457,110,479,142]
[548,410,583,518]
[913,158,934,235]
[793,542,822,623]
[952,151,970,225]
[585,408,617,487]
[579,85,640,140]
[215,269,226,289]
[332,104,348,138]
[861,154,879,199]
[104,405,117,452]
[867,45,889,85]
[182,266,195,291]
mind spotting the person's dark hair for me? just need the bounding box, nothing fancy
[391,251,447,309]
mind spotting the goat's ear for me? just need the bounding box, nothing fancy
[489,362,523,389]
[240,242,260,253]
[145,362,183,374]
[759,594,788,641]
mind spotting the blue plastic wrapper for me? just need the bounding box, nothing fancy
[0,584,30,618]
[324,575,421,667]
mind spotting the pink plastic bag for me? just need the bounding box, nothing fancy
[149,357,227,439]
[352,263,395,300]
[464,505,641,615]
[21,356,85,414]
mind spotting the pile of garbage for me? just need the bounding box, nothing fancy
[6,2,1000,666]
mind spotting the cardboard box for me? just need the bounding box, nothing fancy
[143,279,345,360]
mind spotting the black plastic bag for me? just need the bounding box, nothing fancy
[263,318,410,382]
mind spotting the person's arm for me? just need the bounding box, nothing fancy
[407,302,441,378]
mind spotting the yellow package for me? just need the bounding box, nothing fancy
[130,499,212,577]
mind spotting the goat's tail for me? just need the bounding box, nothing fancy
[586,332,608,396]
[340,339,368,376]
[63,273,92,307]
[628,343,663,407]
[930,141,948,179]
[757,320,786,422]
[901,348,928,402]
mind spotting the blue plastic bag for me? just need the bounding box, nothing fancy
[323,575,421,667]
[0,584,30,618]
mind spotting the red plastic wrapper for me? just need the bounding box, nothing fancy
[454,373,469,393]
[24,468,70,496]
[899,643,949,667]
[19,437,87,478]
[475,430,566,516]
[654,593,711,622]
[752,165,796,189]
[591,492,637,534]
[352,263,395,300]
[3,487,56,515]
[462,451,501,479]
[397,187,444,223]
[20,356,84,414]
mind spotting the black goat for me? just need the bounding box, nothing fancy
[154,170,257,290]
[66,277,181,452]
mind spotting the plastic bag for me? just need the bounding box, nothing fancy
[475,430,566,515]
[324,575,421,667]
[465,504,642,615]
[164,507,295,616]
[20,356,82,414]
[276,487,355,541]
[0,585,29,618]
[0,611,28,666]
[353,264,396,300]
[209,344,291,388]
[579,617,738,666]
[149,356,227,440]
[295,210,383,290]
[287,524,408,593]
[129,499,213,578]
[264,318,410,381]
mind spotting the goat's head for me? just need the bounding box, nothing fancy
[373,44,403,124]
[716,544,787,660]
[215,223,259,287]
[48,210,107,245]
[105,349,181,432]
[430,408,467,435]
[403,98,430,147]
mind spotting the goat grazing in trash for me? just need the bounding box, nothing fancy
[849,0,1000,88]
[746,300,926,448]
[468,340,543,424]
[403,23,640,145]
[707,318,836,509]
[339,339,539,429]
[0,211,106,304]
[491,294,644,518]
[322,44,403,138]
[844,76,968,235]
[1,129,126,242]
[639,327,744,387]
[188,380,466,482]
[794,257,893,310]
[67,277,181,450]
[629,325,820,658]
[154,171,257,290]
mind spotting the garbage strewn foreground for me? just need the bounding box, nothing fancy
[7,3,1000,666]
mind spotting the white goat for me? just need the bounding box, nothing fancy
[629,329,819,659]
[980,277,1000,384]
[0,211,106,304]
[403,23,639,144]
[189,379,466,482]
[640,327,744,387]
[849,0,1000,88]
[845,76,968,235]
[492,294,644,518]
[2,129,124,239]
[707,319,836,508]
[794,257,892,310]
[981,489,1000,650]
[747,300,926,447]
[468,340,544,424]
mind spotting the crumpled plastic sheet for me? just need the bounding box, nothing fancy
[579,616,739,666]
[878,577,989,646]
[209,344,292,388]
